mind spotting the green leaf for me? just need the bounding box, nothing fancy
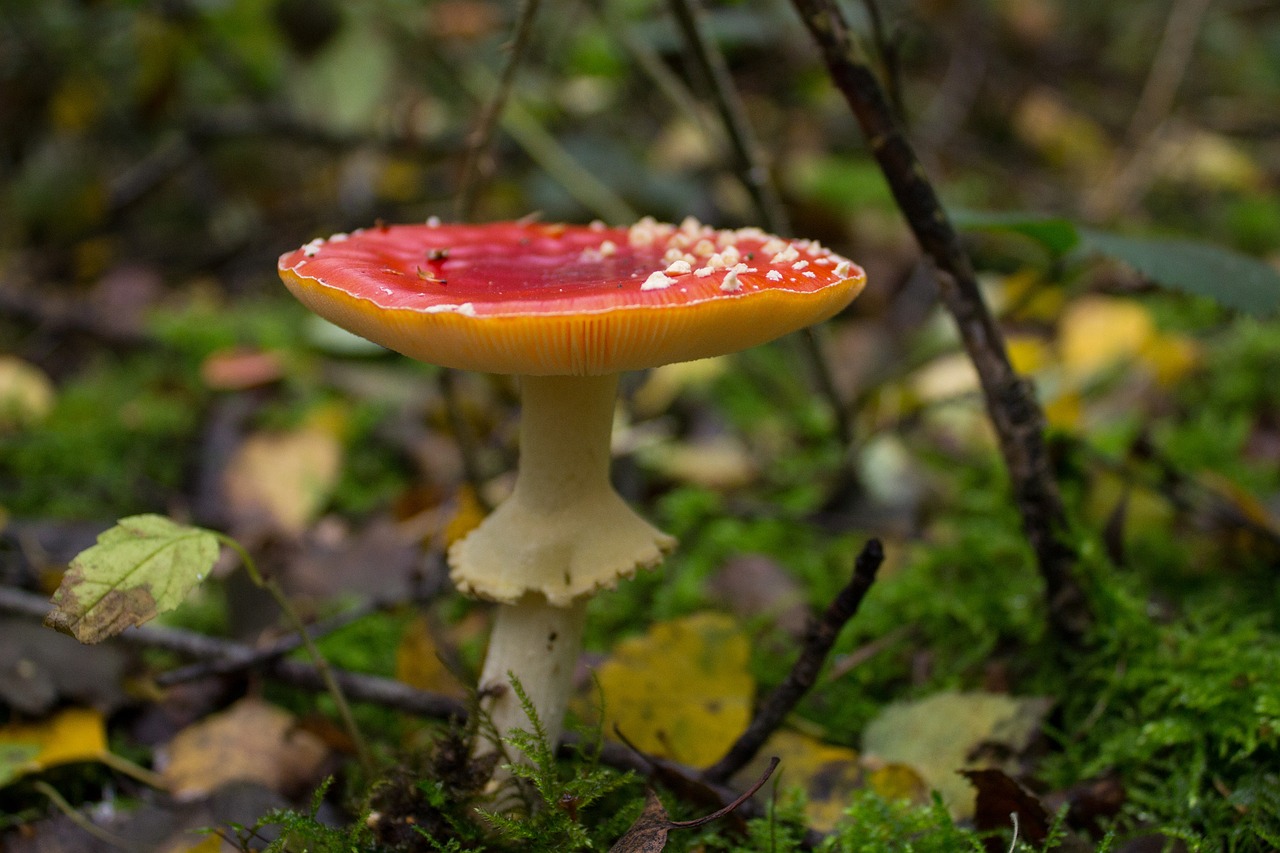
[45,515,219,643]
[1080,229,1280,315]
[951,209,1082,256]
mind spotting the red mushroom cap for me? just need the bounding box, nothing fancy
[278,217,866,376]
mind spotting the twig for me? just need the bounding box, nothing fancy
[1125,0,1215,146]
[788,0,1093,648]
[0,586,469,722]
[454,0,544,220]
[665,0,790,235]
[436,369,494,514]
[1085,0,1214,219]
[591,0,716,140]
[666,0,855,454]
[702,539,883,784]
[858,0,905,122]
[154,596,383,687]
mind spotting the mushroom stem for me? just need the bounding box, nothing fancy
[458,373,674,762]
[478,595,587,760]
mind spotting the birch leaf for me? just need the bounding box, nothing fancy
[45,515,219,643]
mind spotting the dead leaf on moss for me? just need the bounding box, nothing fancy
[395,614,467,698]
[223,426,341,536]
[596,612,753,767]
[732,729,861,831]
[160,698,329,800]
[861,691,1052,818]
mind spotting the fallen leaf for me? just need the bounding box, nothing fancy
[1059,296,1154,383]
[631,357,729,418]
[610,789,672,853]
[0,356,55,430]
[962,768,1052,851]
[610,757,780,852]
[199,348,286,390]
[866,763,931,804]
[46,515,220,643]
[640,435,757,491]
[160,698,329,801]
[861,691,1052,818]
[395,614,467,698]
[732,729,861,831]
[223,426,342,536]
[596,613,753,767]
[0,707,107,786]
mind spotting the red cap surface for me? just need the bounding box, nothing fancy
[279,217,866,375]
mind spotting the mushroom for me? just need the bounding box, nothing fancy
[278,217,865,763]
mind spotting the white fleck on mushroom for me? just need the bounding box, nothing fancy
[766,270,783,282]
[720,269,742,292]
[642,271,676,291]
[665,260,693,275]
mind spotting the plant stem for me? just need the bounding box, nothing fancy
[215,535,375,777]
[32,781,131,850]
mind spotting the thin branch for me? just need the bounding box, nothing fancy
[436,369,495,514]
[454,0,544,220]
[665,0,790,235]
[702,539,883,784]
[591,0,717,140]
[0,586,468,721]
[788,0,1093,647]
[665,0,855,454]
[858,0,906,122]
[154,595,388,687]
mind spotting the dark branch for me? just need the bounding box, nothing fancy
[702,539,883,784]
[787,0,1093,647]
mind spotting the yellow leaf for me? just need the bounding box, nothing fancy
[631,357,729,418]
[1059,296,1155,382]
[1005,335,1052,376]
[395,615,467,697]
[1140,334,1202,387]
[0,708,108,785]
[223,426,342,535]
[444,485,487,548]
[1000,268,1064,322]
[1043,390,1083,430]
[0,356,55,431]
[172,835,227,853]
[1013,88,1111,178]
[734,729,861,832]
[161,698,329,801]
[866,763,930,804]
[596,613,753,767]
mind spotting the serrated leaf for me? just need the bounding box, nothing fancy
[1080,229,1280,315]
[45,515,219,643]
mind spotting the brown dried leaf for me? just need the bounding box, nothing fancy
[160,698,329,801]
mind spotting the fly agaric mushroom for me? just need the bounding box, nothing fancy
[278,217,865,760]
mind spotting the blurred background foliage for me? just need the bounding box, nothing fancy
[2,0,1280,848]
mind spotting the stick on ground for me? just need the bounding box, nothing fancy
[702,539,884,784]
